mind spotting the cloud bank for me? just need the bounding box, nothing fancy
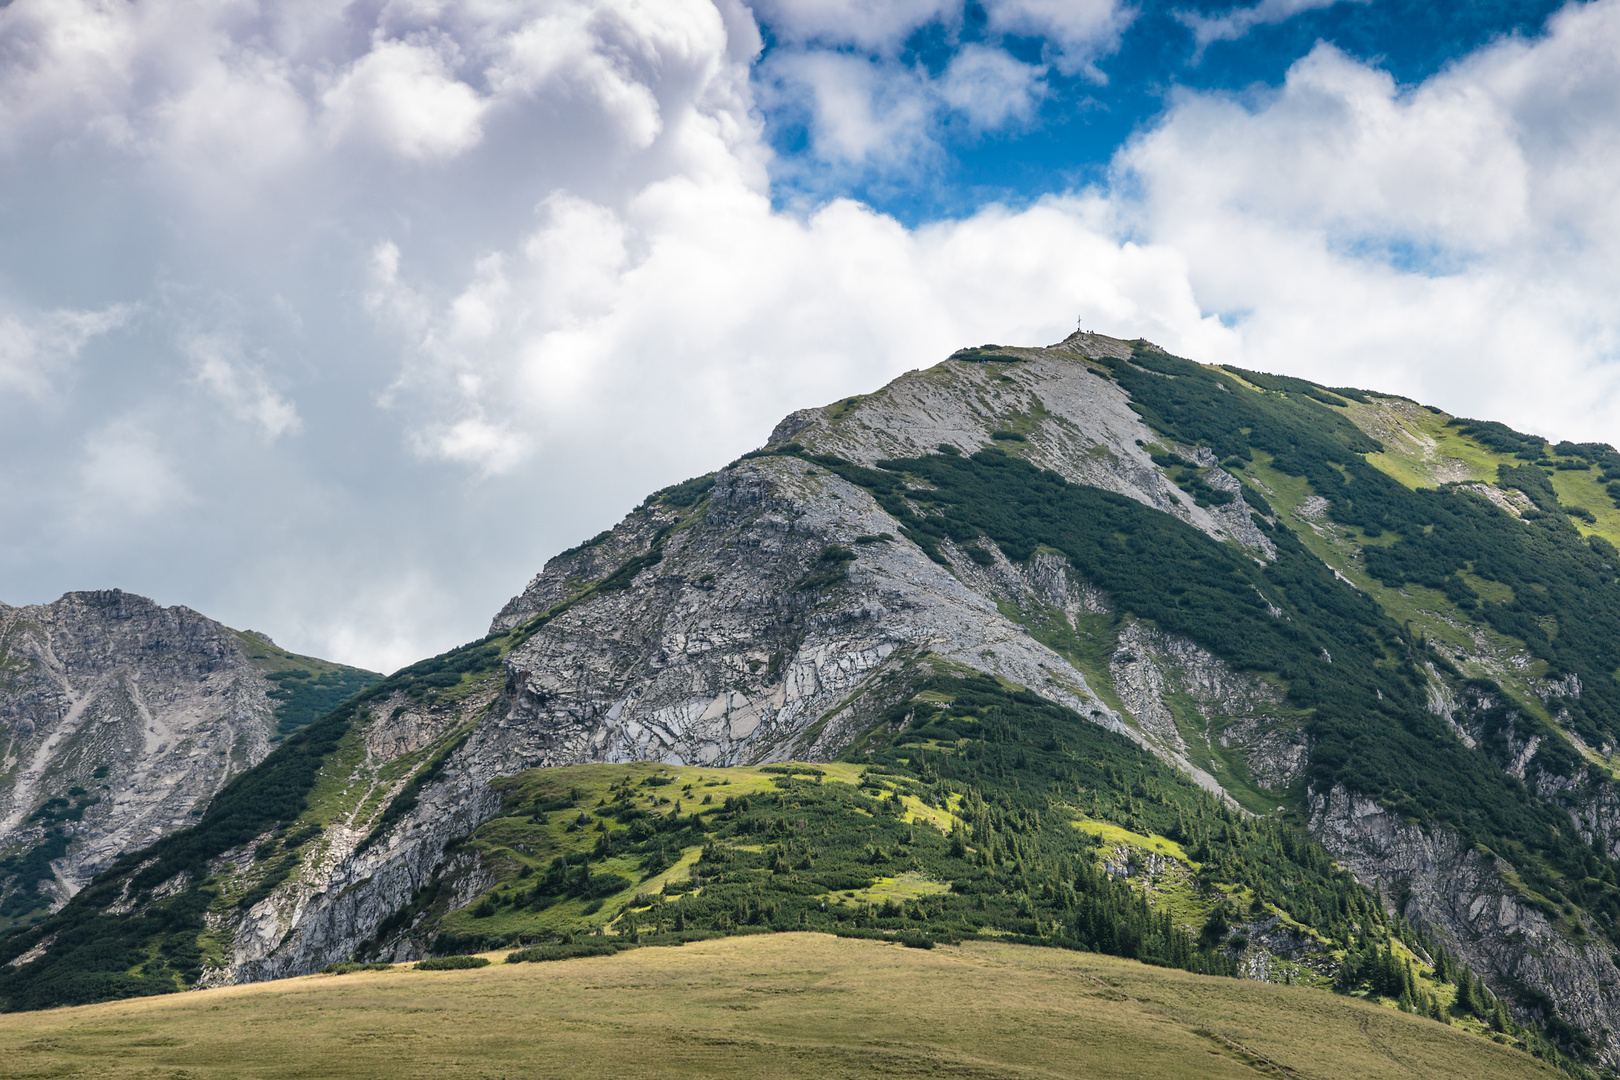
[2,0,1619,672]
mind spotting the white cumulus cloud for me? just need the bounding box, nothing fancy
[747,0,963,52]
[3,0,1620,675]
[189,337,302,440]
[982,0,1136,78]
[1115,2,1620,435]
[1180,0,1370,56]
[939,45,1049,128]
[321,34,488,161]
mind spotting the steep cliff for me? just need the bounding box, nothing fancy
[0,590,379,928]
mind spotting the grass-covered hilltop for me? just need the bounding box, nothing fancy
[6,332,1620,1076]
[0,936,1559,1080]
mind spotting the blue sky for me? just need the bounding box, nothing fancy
[1,0,1618,670]
[760,0,1569,222]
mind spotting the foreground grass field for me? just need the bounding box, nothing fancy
[0,935,1553,1079]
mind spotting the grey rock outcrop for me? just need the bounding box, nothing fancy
[1311,784,1620,1052]
[0,590,369,921]
[1105,621,1306,795]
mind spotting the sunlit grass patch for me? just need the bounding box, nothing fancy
[838,871,951,907]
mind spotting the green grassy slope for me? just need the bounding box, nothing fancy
[384,667,1530,1056]
[0,935,1555,1080]
[1064,349,1620,940]
[230,631,384,738]
[4,657,1527,1060]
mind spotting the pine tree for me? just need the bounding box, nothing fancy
[1456,969,1478,1016]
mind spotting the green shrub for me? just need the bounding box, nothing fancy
[597,546,665,592]
[818,544,856,564]
[962,544,995,566]
[554,529,612,560]
[1220,366,1367,404]
[795,544,857,591]
[1450,418,1546,460]
[263,665,383,737]
[949,345,1022,363]
[282,823,323,849]
[416,955,490,970]
[506,942,634,964]
[656,474,717,508]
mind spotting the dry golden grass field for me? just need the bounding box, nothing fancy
[0,934,1557,1080]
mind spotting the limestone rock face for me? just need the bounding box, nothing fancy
[1311,785,1620,1053]
[492,457,1121,771]
[0,591,277,910]
[484,334,1279,775]
[213,682,510,986]
[0,590,370,921]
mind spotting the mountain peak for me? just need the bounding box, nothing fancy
[8,338,1620,1072]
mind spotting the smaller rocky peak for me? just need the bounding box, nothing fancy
[0,589,380,919]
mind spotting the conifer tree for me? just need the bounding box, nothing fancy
[1456,970,1478,1016]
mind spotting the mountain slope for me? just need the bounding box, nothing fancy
[6,334,1620,1073]
[0,590,380,928]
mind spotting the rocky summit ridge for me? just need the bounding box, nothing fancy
[9,333,1620,1074]
[486,333,1263,782]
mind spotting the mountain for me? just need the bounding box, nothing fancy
[0,590,381,929]
[5,333,1620,1073]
